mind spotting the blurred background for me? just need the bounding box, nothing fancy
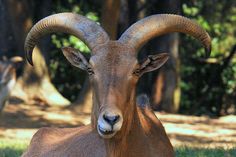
[0,0,235,156]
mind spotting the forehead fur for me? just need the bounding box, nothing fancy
[90,41,137,66]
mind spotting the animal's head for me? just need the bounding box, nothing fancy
[25,13,211,138]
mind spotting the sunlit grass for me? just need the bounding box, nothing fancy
[175,146,236,157]
[0,138,235,157]
[0,138,28,157]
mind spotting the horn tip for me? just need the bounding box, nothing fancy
[205,45,211,58]
[25,51,34,66]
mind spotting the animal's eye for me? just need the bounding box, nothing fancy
[87,67,94,75]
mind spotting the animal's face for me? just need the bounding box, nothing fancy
[62,41,169,138]
[89,42,138,138]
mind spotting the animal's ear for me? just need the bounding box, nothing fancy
[61,47,91,71]
[134,53,169,76]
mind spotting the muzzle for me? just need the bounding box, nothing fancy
[97,106,123,138]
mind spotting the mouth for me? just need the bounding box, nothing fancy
[98,125,114,135]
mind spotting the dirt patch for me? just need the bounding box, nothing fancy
[0,100,236,148]
[157,113,236,148]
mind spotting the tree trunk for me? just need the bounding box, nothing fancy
[150,0,181,112]
[0,0,70,107]
[101,0,121,39]
[152,34,180,112]
[0,0,19,57]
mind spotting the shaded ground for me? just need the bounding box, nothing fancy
[0,98,236,149]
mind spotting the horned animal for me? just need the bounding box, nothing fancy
[22,13,211,157]
[0,56,22,112]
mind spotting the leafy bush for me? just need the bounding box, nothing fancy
[180,1,236,116]
[48,0,100,101]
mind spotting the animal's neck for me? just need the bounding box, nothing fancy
[104,105,149,157]
[91,90,149,157]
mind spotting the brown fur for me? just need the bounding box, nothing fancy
[22,42,174,157]
[22,106,173,157]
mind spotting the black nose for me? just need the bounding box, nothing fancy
[103,114,120,126]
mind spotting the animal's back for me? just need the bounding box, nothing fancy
[22,125,106,157]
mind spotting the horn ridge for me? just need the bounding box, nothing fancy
[25,13,110,65]
[119,14,211,56]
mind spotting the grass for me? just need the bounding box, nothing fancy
[0,139,235,157]
[0,138,28,157]
[175,147,236,157]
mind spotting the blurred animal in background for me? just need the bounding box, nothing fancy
[0,56,23,112]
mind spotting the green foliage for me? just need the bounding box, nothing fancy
[48,0,100,101]
[223,62,236,94]
[180,1,236,115]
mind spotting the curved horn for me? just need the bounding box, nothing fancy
[25,13,110,65]
[119,14,211,57]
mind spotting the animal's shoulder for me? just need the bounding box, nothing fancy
[21,126,91,157]
[31,127,80,144]
[22,126,105,157]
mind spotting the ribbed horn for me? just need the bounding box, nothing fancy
[119,14,211,57]
[25,13,110,65]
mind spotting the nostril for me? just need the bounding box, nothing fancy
[103,114,120,126]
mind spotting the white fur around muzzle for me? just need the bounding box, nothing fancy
[97,114,123,138]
